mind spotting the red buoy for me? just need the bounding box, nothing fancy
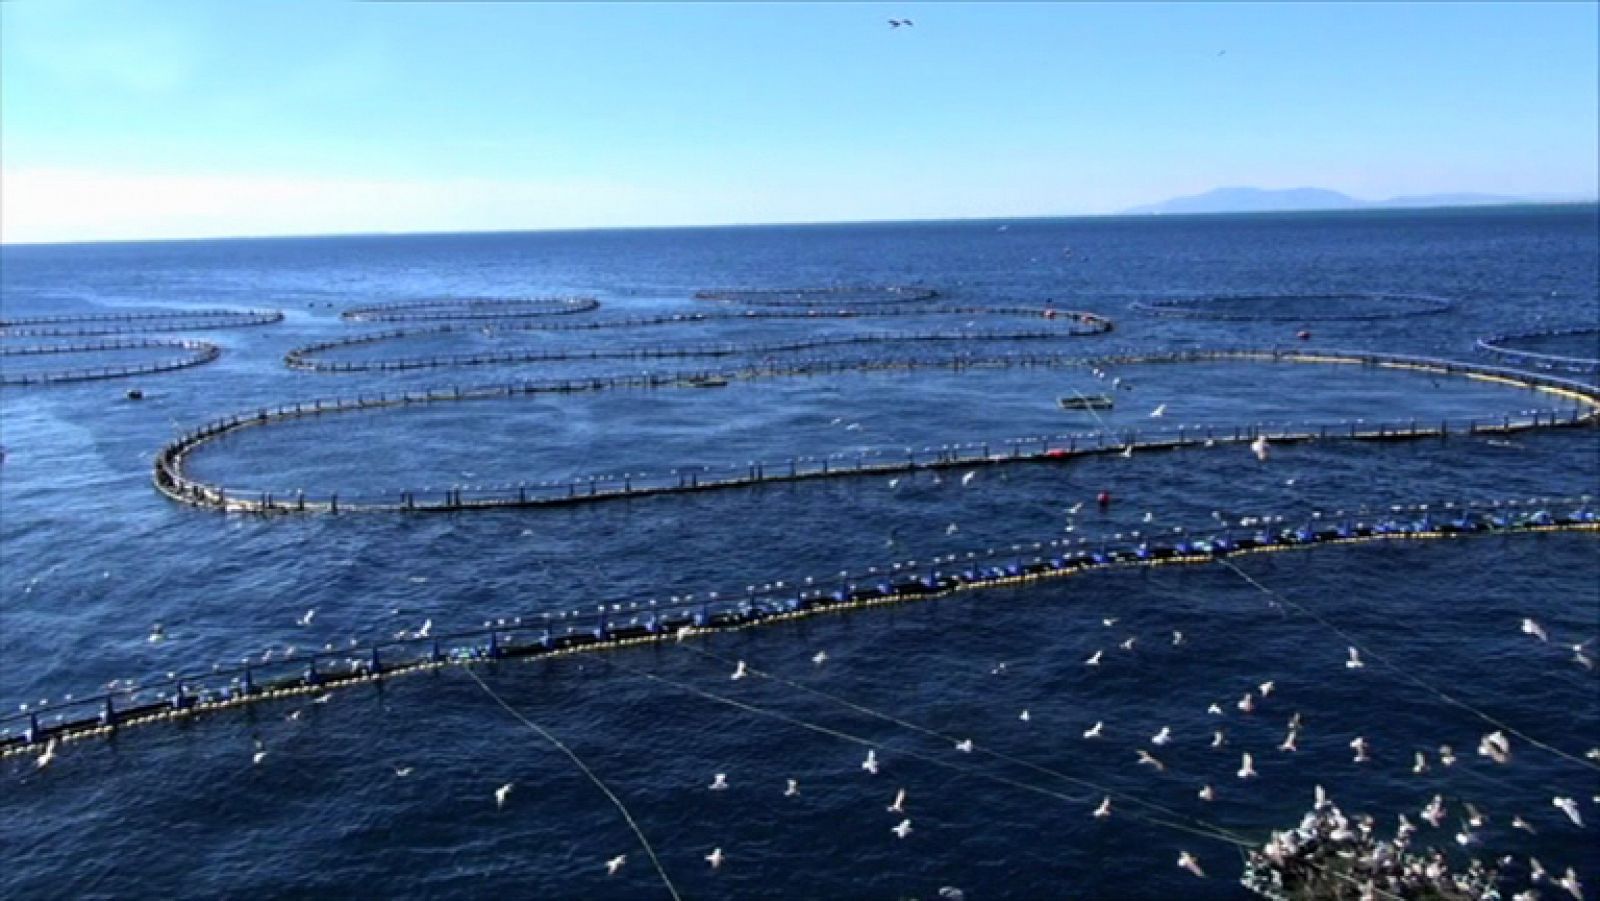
[1296,329,1311,341]
[1097,490,1112,507]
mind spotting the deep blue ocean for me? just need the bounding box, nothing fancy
[2,206,1597,900]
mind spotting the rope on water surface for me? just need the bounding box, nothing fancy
[1213,556,1600,774]
[462,666,682,901]
[607,656,1257,852]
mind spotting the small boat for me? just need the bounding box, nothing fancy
[683,375,729,388]
[126,388,145,401]
[1058,394,1113,411]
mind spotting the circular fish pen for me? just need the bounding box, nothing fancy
[152,349,1600,515]
[1476,326,1600,374]
[1130,293,1454,322]
[284,307,1114,373]
[0,338,223,386]
[339,296,601,323]
[0,308,283,337]
[694,285,941,307]
[3,495,1591,757]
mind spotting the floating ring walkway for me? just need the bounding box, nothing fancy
[340,296,600,323]
[3,496,1593,757]
[286,305,1112,372]
[694,285,940,307]
[152,349,1600,515]
[1130,293,1454,322]
[1476,326,1600,374]
[0,308,283,338]
[286,317,1113,373]
[1,338,222,386]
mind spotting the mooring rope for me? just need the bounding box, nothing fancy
[461,666,682,901]
[607,656,1258,851]
[673,643,1260,846]
[1213,556,1600,773]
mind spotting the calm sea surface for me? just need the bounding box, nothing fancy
[2,207,1597,899]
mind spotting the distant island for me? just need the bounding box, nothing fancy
[1121,186,1592,216]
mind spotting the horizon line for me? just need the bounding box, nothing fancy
[3,198,1596,249]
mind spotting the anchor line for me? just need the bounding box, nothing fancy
[461,666,682,901]
[1213,556,1600,774]
[606,656,1258,851]
[673,642,1258,845]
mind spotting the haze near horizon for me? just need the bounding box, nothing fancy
[2,1,1596,244]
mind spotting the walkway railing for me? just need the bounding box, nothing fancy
[1,338,222,386]
[3,496,1593,755]
[152,349,1600,515]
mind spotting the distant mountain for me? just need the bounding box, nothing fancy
[1121,186,1569,216]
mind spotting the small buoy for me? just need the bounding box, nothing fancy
[1097,491,1112,508]
[125,388,144,400]
[1296,330,1311,341]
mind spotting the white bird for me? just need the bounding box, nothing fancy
[675,624,693,643]
[36,739,57,769]
[862,750,880,774]
[938,889,966,901]
[252,740,268,766]
[297,609,316,627]
[1198,784,1215,801]
[1575,645,1596,670]
[1019,709,1031,723]
[394,766,413,777]
[1345,646,1364,669]
[1464,802,1487,827]
[1068,502,1084,515]
[946,523,959,535]
[1314,785,1329,809]
[1553,796,1583,826]
[1137,750,1166,771]
[1421,795,1446,828]
[955,739,974,753]
[705,847,724,869]
[147,623,165,643]
[1530,857,1548,882]
[1151,404,1167,418]
[1413,751,1429,774]
[1085,649,1103,667]
[417,619,432,639]
[812,650,828,666]
[1120,444,1134,459]
[892,818,912,838]
[1211,729,1226,748]
[1478,731,1511,764]
[731,660,748,680]
[495,782,513,809]
[606,855,626,875]
[784,779,799,797]
[1237,692,1256,713]
[1120,636,1137,652]
[710,773,729,790]
[1521,618,1549,642]
[1172,631,1185,646]
[1259,680,1275,697]
[1279,730,1298,752]
[961,471,977,486]
[1102,617,1118,627]
[1083,721,1104,739]
[1093,796,1112,818]
[887,478,900,489]
[311,693,332,705]
[1512,815,1537,834]
[1250,435,1270,462]
[1237,752,1257,779]
[1439,744,1457,767]
[888,788,907,813]
[1558,867,1583,900]
[1151,726,1172,746]
[1142,511,1154,523]
[1177,851,1206,878]
[1350,736,1371,763]
[1207,703,1223,715]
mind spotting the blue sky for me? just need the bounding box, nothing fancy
[2,1,1595,242]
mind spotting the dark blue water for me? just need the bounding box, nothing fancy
[2,207,1598,900]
